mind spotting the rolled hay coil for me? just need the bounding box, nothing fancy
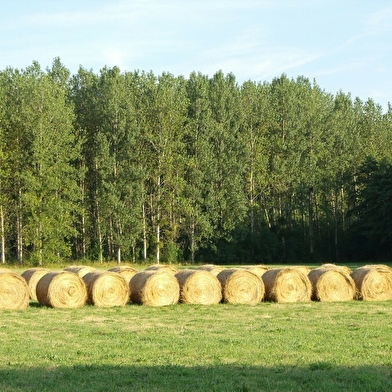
[144,264,178,274]
[36,271,87,308]
[308,266,355,302]
[262,267,312,303]
[217,268,265,305]
[351,264,392,301]
[175,269,222,305]
[130,270,180,306]
[21,268,51,300]
[197,264,225,276]
[0,269,30,310]
[64,265,96,277]
[108,266,138,285]
[239,265,268,277]
[83,271,130,307]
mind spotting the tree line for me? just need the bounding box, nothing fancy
[0,58,391,266]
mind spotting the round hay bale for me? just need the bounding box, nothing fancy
[36,271,87,308]
[64,265,96,277]
[21,268,51,300]
[351,264,392,301]
[217,268,264,305]
[262,267,312,303]
[198,264,225,276]
[130,270,180,306]
[144,264,178,274]
[320,263,352,275]
[108,266,138,285]
[308,267,355,302]
[292,265,311,275]
[239,265,268,277]
[175,269,222,305]
[83,271,130,307]
[0,270,30,310]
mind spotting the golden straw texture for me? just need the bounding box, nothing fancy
[239,265,268,277]
[175,269,222,304]
[108,266,138,284]
[217,268,264,305]
[130,270,180,306]
[21,268,50,300]
[197,264,225,276]
[262,267,312,303]
[0,270,30,310]
[144,264,178,274]
[36,271,87,308]
[308,266,355,302]
[64,265,96,277]
[351,264,392,301]
[83,271,130,307]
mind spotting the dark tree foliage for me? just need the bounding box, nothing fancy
[347,158,392,260]
[0,59,391,265]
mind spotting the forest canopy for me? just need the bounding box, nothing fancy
[0,57,391,265]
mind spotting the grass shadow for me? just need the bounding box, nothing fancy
[0,363,391,391]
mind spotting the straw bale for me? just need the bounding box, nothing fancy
[83,271,129,307]
[144,264,178,274]
[197,264,225,276]
[239,265,268,277]
[108,266,138,284]
[0,270,30,310]
[262,267,312,303]
[36,271,87,308]
[21,268,51,300]
[308,267,355,302]
[64,265,96,277]
[130,270,180,306]
[351,264,392,301]
[292,265,311,275]
[175,269,222,304]
[319,263,352,275]
[217,268,264,305]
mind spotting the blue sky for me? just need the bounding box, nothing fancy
[1,0,391,111]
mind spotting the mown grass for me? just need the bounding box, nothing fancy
[1,300,392,391]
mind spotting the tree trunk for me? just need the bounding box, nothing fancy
[0,205,5,263]
[142,202,147,261]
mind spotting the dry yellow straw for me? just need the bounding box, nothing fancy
[83,271,130,307]
[351,264,392,301]
[197,264,225,276]
[0,269,30,310]
[36,271,87,308]
[175,269,222,304]
[239,265,268,277]
[217,268,265,305]
[262,267,312,303]
[21,268,50,300]
[144,264,178,274]
[130,270,180,306]
[308,266,355,302]
[108,266,138,285]
[64,265,96,277]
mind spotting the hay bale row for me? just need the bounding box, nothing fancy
[3,263,392,310]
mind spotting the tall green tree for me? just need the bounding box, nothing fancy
[138,72,189,263]
[2,61,79,264]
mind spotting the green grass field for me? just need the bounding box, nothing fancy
[1,300,392,391]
